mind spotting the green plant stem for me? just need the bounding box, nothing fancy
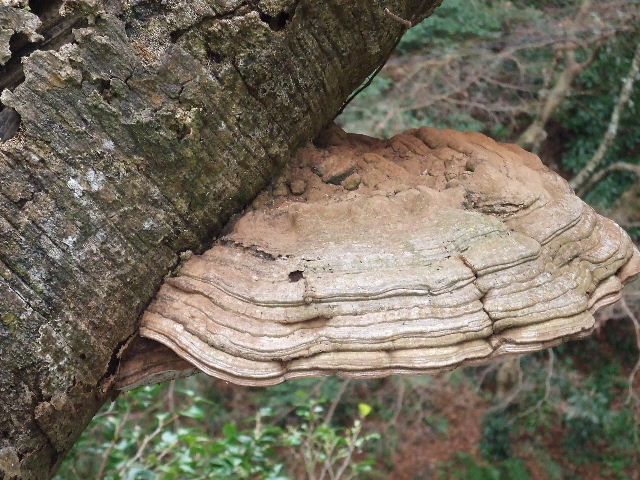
[116,414,178,477]
[97,409,130,480]
[334,422,363,480]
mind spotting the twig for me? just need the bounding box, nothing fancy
[516,349,554,419]
[398,37,569,115]
[482,75,538,92]
[165,379,179,428]
[324,379,351,425]
[338,61,386,116]
[576,161,640,196]
[475,361,502,393]
[97,410,130,479]
[384,8,412,28]
[517,0,601,151]
[486,357,524,414]
[254,407,263,438]
[361,1,635,137]
[572,39,640,192]
[92,402,117,420]
[518,42,603,153]
[318,436,339,480]
[69,465,81,480]
[333,421,363,480]
[276,378,328,423]
[621,222,640,230]
[442,96,533,114]
[156,445,174,463]
[390,379,406,425]
[116,414,178,475]
[621,298,640,404]
[337,4,412,116]
[299,443,316,480]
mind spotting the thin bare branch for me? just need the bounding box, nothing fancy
[384,8,412,28]
[486,357,524,414]
[97,410,130,479]
[572,40,640,192]
[390,379,406,426]
[517,349,555,419]
[324,379,351,426]
[117,414,178,475]
[518,41,603,153]
[577,161,640,196]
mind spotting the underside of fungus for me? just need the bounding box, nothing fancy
[120,126,640,388]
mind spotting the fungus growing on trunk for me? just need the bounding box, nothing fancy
[117,126,640,388]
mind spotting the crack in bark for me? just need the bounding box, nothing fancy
[169,2,254,44]
[98,333,136,393]
[169,0,300,44]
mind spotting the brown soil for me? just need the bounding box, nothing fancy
[386,378,488,479]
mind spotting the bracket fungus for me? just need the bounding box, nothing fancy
[118,126,640,388]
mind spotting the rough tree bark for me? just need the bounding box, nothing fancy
[0,1,442,478]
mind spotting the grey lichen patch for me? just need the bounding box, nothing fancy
[34,324,77,392]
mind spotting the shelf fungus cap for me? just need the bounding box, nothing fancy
[121,126,640,388]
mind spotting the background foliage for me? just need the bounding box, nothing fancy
[57,1,640,478]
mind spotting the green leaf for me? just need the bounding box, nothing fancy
[180,405,205,420]
[222,423,238,438]
[358,403,372,418]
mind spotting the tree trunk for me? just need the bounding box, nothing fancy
[0,1,441,478]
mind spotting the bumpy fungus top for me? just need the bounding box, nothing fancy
[128,126,640,387]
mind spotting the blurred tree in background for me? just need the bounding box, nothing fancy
[57,1,640,478]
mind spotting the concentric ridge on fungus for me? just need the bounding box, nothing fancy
[136,126,640,386]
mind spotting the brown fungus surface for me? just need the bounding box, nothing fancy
[136,126,640,386]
